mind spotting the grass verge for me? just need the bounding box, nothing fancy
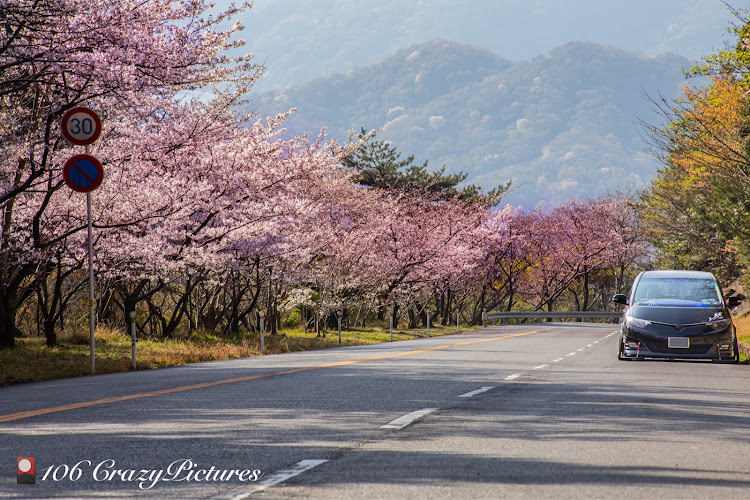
[0,324,476,386]
[733,314,750,363]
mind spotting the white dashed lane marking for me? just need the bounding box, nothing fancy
[225,459,329,498]
[459,386,496,398]
[381,408,439,429]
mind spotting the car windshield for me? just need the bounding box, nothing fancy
[632,278,721,307]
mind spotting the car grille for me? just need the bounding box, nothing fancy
[643,338,713,355]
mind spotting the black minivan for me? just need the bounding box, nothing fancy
[613,270,741,362]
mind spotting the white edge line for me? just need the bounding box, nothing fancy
[381,408,439,429]
[229,459,329,498]
[458,386,496,398]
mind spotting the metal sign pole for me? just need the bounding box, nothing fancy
[86,145,95,374]
[61,107,102,376]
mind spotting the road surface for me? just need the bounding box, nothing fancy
[2,323,749,498]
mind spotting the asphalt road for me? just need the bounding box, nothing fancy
[2,323,750,499]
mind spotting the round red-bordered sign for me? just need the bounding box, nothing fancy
[63,154,104,193]
[61,107,102,146]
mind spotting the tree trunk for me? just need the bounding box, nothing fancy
[546,299,554,322]
[440,289,451,326]
[118,279,163,335]
[0,287,19,348]
[161,276,200,338]
[582,267,591,311]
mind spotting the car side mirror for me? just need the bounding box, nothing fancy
[612,294,628,305]
[726,296,743,308]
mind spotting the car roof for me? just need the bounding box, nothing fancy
[639,270,716,280]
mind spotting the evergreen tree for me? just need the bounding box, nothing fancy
[343,128,508,206]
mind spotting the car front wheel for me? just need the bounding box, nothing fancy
[617,337,631,361]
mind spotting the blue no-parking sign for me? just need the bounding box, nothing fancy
[62,154,104,193]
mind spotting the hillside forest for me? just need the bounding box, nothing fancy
[253,39,692,208]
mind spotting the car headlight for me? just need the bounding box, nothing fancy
[708,319,731,330]
[626,315,651,329]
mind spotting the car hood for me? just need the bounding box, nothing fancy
[628,304,727,325]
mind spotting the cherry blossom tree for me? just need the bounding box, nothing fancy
[364,190,488,326]
[473,206,534,315]
[0,0,258,347]
[89,100,362,336]
[513,195,648,313]
[1,2,653,347]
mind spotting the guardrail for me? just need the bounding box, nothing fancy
[482,310,622,327]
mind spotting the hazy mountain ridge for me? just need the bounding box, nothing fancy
[250,40,694,207]
[229,0,730,92]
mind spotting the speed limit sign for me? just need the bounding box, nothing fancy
[61,107,102,146]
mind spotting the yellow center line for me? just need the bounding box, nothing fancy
[0,330,539,424]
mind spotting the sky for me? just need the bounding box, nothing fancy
[211,0,739,91]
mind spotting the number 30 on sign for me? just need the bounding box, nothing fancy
[61,107,102,146]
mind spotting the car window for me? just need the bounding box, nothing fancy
[632,278,721,306]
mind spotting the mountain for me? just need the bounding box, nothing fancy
[248,40,695,207]
[221,0,731,92]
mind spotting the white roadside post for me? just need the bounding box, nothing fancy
[129,311,137,369]
[259,311,265,356]
[390,312,394,342]
[426,309,431,337]
[337,310,342,346]
[457,311,460,333]
[61,107,103,375]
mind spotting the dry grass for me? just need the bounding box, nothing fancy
[0,323,475,386]
[734,313,750,357]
